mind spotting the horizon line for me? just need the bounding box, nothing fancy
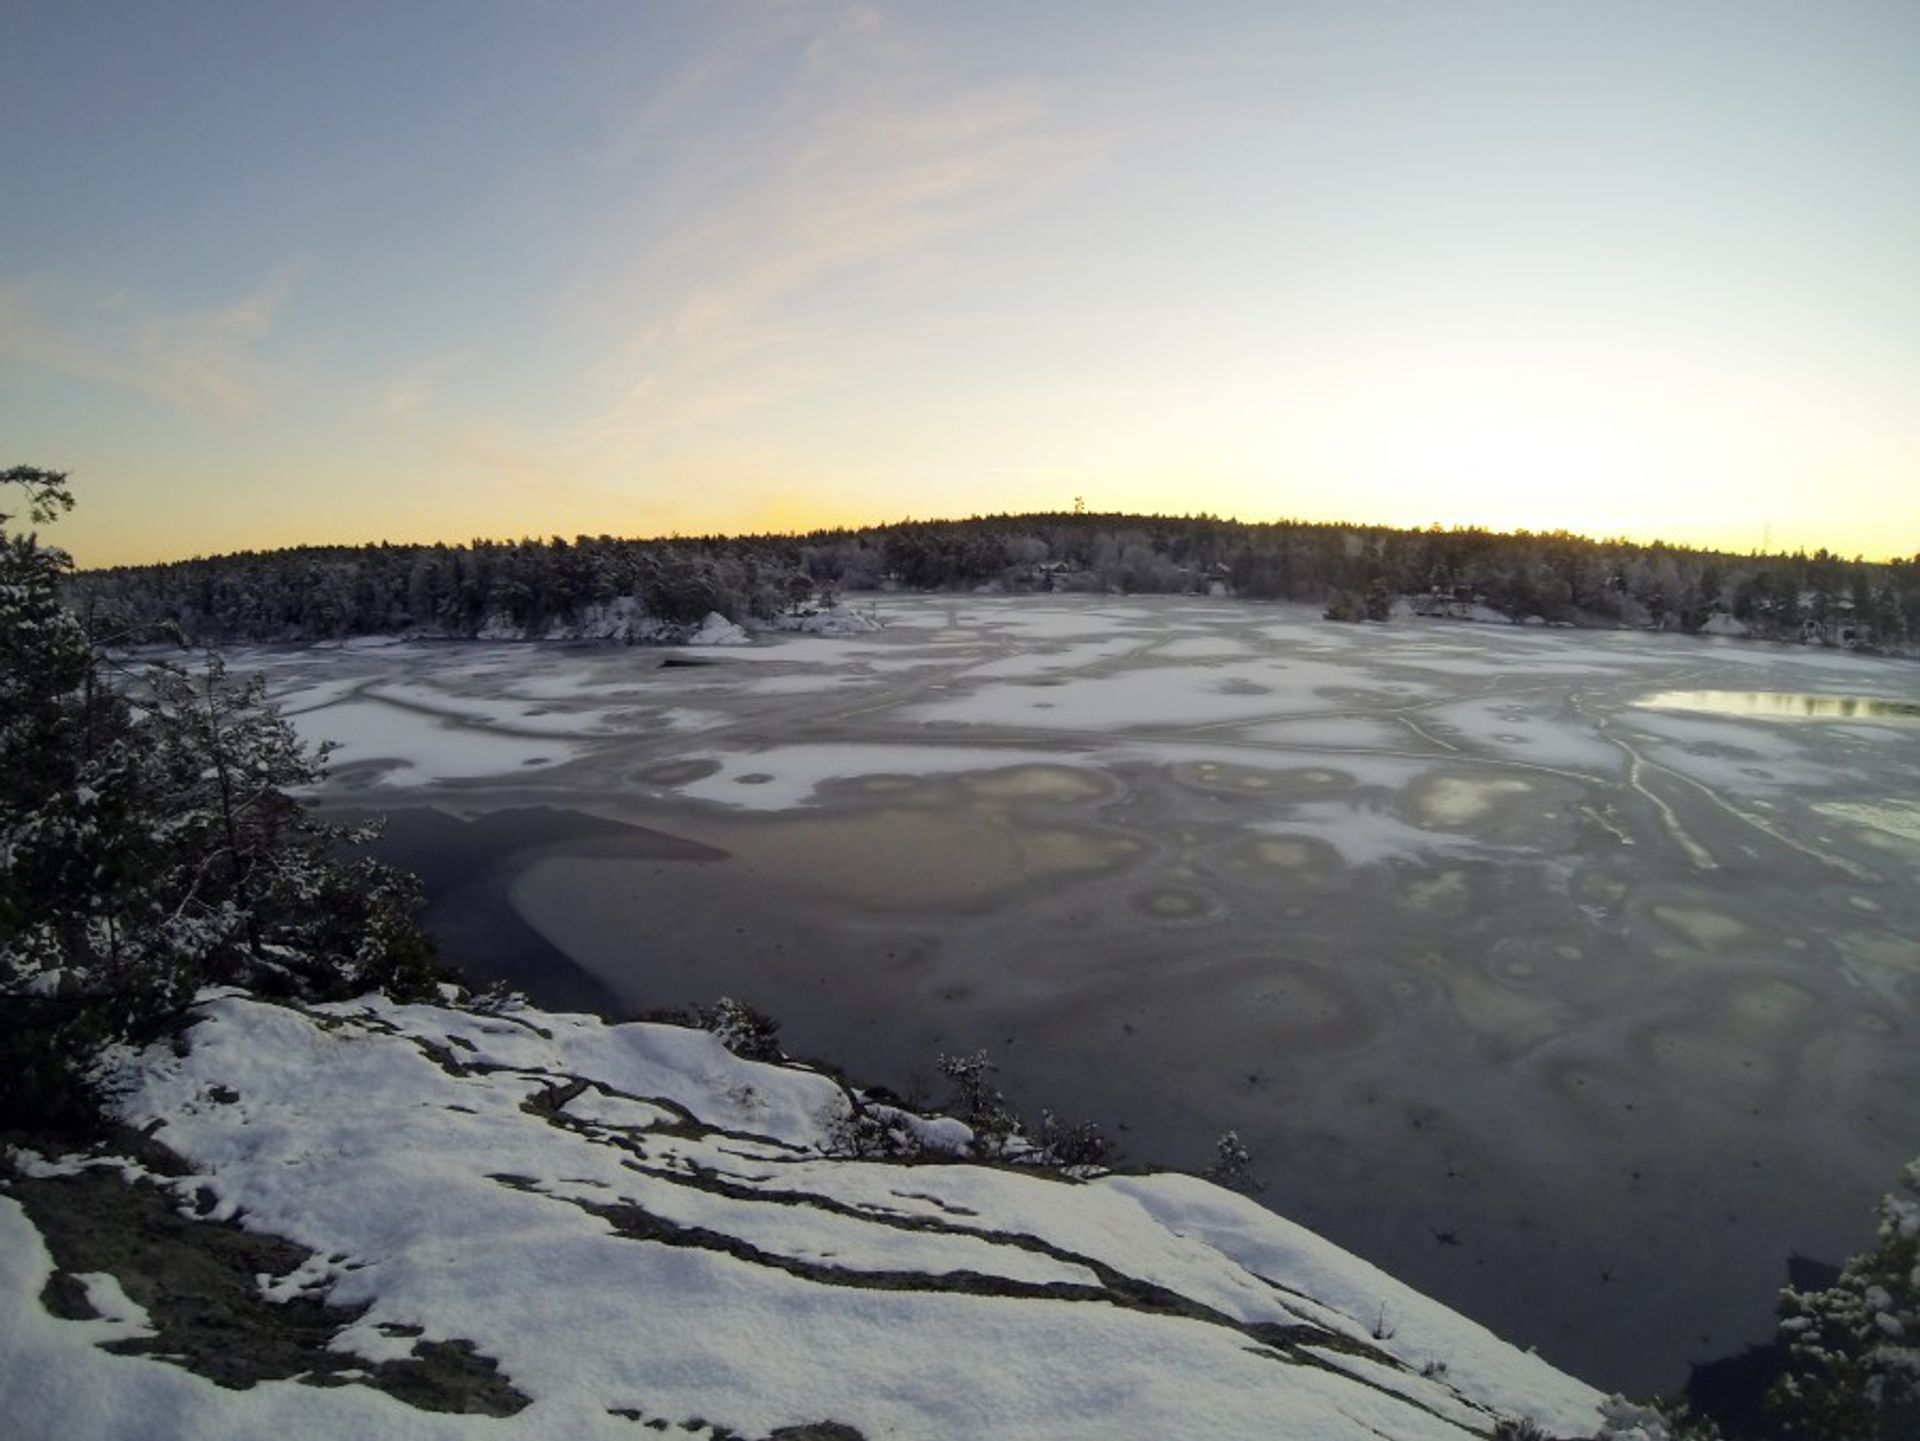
[70,508,1915,573]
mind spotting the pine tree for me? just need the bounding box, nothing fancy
[1,468,445,1132]
[130,651,443,1001]
[1773,1157,1920,1439]
[0,467,162,1127]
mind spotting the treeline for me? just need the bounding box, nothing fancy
[73,511,1920,652]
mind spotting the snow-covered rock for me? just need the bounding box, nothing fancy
[771,605,885,636]
[0,991,1606,1440]
[1698,613,1751,637]
[685,611,751,646]
[566,597,679,644]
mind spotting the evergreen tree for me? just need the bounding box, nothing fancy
[0,467,157,1128]
[1,468,444,1133]
[1773,1157,1920,1439]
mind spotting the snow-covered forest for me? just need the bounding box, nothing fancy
[72,513,1920,652]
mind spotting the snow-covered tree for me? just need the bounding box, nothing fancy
[1206,1129,1260,1192]
[0,466,162,1126]
[694,995,783,1061]
[1,468,442,1131]
[937,1049,1023,1154]
[1772,1157,1920,1439]
[121,651,440,1001]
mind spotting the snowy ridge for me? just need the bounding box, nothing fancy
[0,991,1609,1440]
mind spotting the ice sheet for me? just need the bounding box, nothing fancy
[664,744,1085,809]
[1425,698,1624,773]
[903,658,1429,732]
[1257,802,1488,866]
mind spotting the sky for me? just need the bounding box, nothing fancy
[4,0,1918,567]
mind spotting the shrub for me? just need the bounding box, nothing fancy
[1035,1109,1117,1171]
[1772,1157,1920,1440]
[937,1050,1023,1156]
[822,1100,926,1161]
[695,997,784,1062]
[1205,1130,1259,1192]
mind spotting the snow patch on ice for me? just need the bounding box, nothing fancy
[665,744,1080,809]
[287,699,581,786]
[904,658,1428,732]
[1258,801,1488,866]
[1426,697,1624,773]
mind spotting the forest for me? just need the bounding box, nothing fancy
[70,511,1920,653]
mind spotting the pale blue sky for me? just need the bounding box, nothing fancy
[4,1,1917,563]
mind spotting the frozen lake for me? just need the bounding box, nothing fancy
[243,596,1920,1393]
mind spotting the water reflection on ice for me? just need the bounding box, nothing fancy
[1638,690,1920,722]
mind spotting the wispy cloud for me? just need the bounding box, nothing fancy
[0,267,297,417]
[567,3,1089,460]
[379,351,475,419]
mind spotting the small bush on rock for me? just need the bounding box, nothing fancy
[695,997,784,1062]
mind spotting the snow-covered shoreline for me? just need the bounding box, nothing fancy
[3,988,1611,1440]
